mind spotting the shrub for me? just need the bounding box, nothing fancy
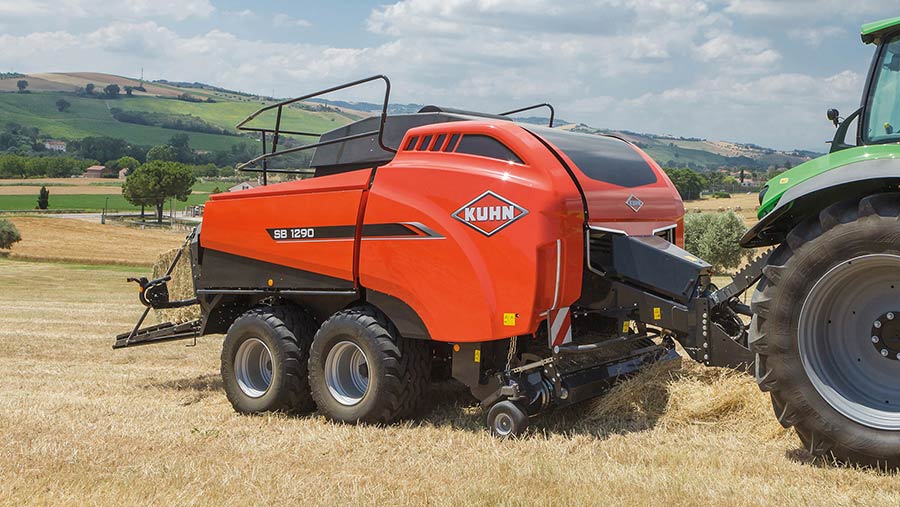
[711,192,731,198]
[0,218,22,249]
[37,186,49,209]
[684,211,747,273]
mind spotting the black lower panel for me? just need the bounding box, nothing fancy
[196,249,355,291]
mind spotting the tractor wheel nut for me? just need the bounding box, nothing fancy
[873,336,880,343]
[889,312,895,321]
[881,349,890,357]
[875,320,883,329]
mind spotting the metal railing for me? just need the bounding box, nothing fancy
[499,103,555,127]
[234,75,395,184]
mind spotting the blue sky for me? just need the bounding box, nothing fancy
[0,0,897,151]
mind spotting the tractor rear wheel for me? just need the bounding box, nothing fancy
[308,306,430,424]
[221,305,317,415]
[751,194,900,468]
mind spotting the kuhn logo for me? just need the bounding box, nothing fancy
[625,194,644,212]
[453,191,528,236]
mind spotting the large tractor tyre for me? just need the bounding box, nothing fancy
[308,306,431,424]
[221,305,317,415]
[750,193,900,468]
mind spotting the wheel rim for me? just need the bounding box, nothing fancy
[324,341,370,406]
[799,253,900,430]
[234,337,274,398]
[493,413,514,436]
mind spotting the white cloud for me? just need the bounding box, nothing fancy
[0,0,214,21]
[787,26,844,47]
[695,31,781,70]
[724,0,886,19]
[273,13,311,28]
[0,0,894,151]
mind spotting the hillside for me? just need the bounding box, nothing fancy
[0,72,364,153]
[0,72,816,170]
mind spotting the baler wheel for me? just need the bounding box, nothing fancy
[220,305,317,415]
[308,306,430,424]
[487,400,529,438]
[751,193,900,468]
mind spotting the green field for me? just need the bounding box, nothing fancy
[0,193,209,211]
[0,91,360,152]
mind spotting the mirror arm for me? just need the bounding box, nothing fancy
[829,107,862,154]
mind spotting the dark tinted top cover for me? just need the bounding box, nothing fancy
[529,127,658,188]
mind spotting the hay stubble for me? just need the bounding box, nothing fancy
[0,258,898,506]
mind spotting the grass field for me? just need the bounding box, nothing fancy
[685,192,761,224]
[0,193,210,212]
[0,90,357,153]
[2,217,185,265]
[1,257,899,506]
[0,218,898,505]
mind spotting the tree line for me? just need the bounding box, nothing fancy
[664,166,787,201]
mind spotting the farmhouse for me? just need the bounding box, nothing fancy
[229,181,257,192]
[43,140,66,152]
[82,165,105,178]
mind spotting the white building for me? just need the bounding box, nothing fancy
[44,140,67,152]
[229,181,258,192]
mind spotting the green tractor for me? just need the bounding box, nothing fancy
[744,16,900,467]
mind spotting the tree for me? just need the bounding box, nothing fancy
[85,83,95,95]
[55,99,71,112]
[16,80,28,93]
[664,167,707,200]
[76,136,129,162]
[684,212,747,273]
[122,161,195,224]
[104,84,120,98]
[0,218,21,250]
[124,85,134,97]
[146,144,177,162]
[107,156,140,175]
[168,133,193,163]
[37,186,49,209]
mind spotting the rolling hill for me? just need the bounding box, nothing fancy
[0,72,365,153]
[0,72,816,170]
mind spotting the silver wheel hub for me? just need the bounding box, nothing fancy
[494,413,514,436]
[324,341,370,406]
[799,254,900,430]
[235,337,274,398]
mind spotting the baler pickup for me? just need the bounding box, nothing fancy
[113,320,202,349]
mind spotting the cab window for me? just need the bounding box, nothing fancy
[865,35,900,143]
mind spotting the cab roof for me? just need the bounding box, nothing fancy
[862,16,900,44]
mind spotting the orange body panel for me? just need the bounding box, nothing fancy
[545,139,685,246]
[202,170,372,283]
[360,121,584,342]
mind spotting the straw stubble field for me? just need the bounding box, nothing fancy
[0,218,898,506]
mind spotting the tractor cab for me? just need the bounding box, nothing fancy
[829,16,900,152]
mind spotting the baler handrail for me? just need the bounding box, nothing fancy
[499,103,556,128]
[234,74,395,183]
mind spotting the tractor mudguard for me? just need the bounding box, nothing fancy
[742,156,900,248]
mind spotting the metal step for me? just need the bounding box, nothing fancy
[113,320,202,349]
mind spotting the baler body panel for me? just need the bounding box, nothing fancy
[360,121,584,343]
[200,169,371,286]
[527,126,685,245]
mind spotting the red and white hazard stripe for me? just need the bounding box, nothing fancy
[548,306,573,348]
